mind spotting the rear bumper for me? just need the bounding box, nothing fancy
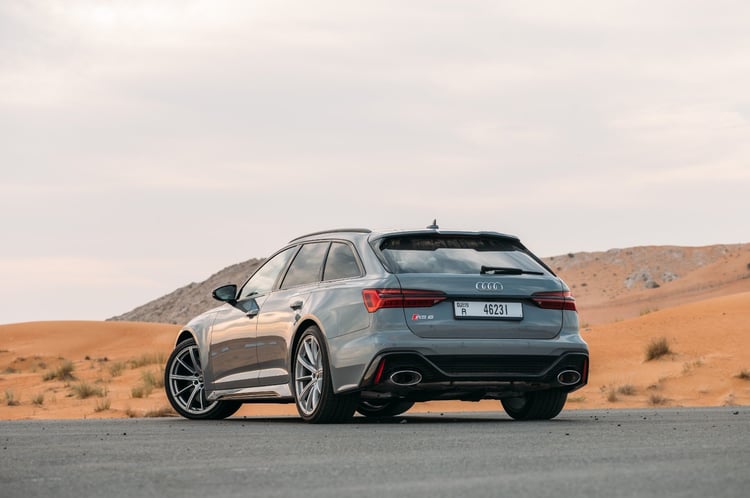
[357,350,589,402]
[328,322,588,399]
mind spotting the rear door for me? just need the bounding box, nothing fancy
[377,234,565,340]
[254,242,329,386]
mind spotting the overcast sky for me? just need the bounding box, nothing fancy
[1,0,749,324]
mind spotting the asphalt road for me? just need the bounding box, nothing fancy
[1,407,748,498]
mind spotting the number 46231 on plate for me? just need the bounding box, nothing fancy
[454,301,523,319]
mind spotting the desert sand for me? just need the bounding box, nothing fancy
[2,244,749,420]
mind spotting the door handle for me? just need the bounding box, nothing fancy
[290,300,303,310]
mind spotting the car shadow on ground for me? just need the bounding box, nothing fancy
[213,413,584,425]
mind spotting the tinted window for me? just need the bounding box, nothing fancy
[238,246,296,300]
[281,242,329,289]
[323,242,361,281]
[378,235,548,275]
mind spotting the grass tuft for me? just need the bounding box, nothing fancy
[109,362,126,378]
[648,393,668,406]
[141,370,164,389]
[736,369,750,381]
[131,369,164,398]
[645,337,672,361]
[617,384,637,396]
[128,353,166,369]
[94,398,111,412]
[5,389,20,406]
[71,382,106,399]
[42,360,76,381]
[143,406,177,418]
[32,393,45,406]
[131,385,153,399]
[682,359,704,374]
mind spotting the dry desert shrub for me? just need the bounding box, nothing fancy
[43,360,76,381]
[645,337,672,361]
[648,393,668,406]
[604,383,637,402]
[71,382,106,399]
[128,352,166,369]
[131,369,165,398]
[5,389,20,406]
[736,369,750,381]
[109,362,126,377]
[94,398,111,412]
[143,406,177,418]
[31,393,45,406]
[131,385,152,399]
[141,370,165,389]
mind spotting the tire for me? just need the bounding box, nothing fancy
[501,389,567,421]
[165,338,241,420]
[356,400,415,418]
[293,326,358,423]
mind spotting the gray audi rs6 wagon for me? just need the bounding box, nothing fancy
[165,226,589,423]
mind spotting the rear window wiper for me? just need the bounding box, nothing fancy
[480,266,544,276]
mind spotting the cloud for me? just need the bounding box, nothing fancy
[1,1,749,322]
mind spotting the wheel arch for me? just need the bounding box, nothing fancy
[288,317,338,385]
[175,329,196,347]
[289,318,323,364]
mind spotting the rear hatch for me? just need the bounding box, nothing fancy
[373,232,569,340]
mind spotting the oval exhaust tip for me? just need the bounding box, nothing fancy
[557,370,582,386]
[389,370,422,387]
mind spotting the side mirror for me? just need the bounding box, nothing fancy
[212,284,238,304]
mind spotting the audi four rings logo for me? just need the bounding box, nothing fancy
[476,282,503,291]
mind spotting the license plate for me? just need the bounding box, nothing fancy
[453,301,523,319]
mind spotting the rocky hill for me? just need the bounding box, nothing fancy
[109,258,263,324]
[109,244,749,325]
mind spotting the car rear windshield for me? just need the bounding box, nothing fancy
[377,235,551,275]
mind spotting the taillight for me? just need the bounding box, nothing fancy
[362,289,447,313]
[531,291,577,311]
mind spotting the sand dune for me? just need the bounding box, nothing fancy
[2,293,748,419]
[2,244,749,419]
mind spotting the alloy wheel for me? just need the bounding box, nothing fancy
[294,335,324,416]
[167,343,218,416]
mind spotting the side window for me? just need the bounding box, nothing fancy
[280,242,329,289]
[323,242,362,281]
[238,246,296,300]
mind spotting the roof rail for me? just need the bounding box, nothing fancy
[289,228,372,242]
